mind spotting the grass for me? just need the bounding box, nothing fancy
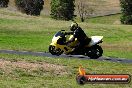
[0,9,131,58]
[0,1,131,88]
[0,53,131,88]
[88,14,121,24]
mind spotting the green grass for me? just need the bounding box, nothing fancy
[0,29,53,51]
[0,53,131,88]
[0,9,132,87]
[87,14,121,24]
[0,11,131,58]
[0,1,131,88]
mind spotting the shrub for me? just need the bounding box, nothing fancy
[15,0,44,16]
[50,0,75,20]
[0,0,9,7]
[120,0,132,24]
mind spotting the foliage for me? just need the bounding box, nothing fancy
[77,0,94,22]
[15,0,44,16]
[0,0,9,7]
[50,0,75,20]
[120,0,132,24]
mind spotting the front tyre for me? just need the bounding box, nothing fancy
[49,45,63,55]
[87,45,103,59]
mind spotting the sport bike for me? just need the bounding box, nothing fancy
[49,30,103,59]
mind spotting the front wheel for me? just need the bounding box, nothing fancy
[86,45,103,59]
[49,45,63,55]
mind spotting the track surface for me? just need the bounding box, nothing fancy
[0,50,132,64]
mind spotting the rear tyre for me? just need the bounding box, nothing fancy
[49,45,63,55]
[87,45,103,59]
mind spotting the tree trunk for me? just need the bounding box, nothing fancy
[81,17,84,22]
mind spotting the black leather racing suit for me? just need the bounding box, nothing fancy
[67,27,91,53]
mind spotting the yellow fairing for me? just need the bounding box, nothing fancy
[50,42,72,53]
[68,35,79,47]
[50,36,72,53]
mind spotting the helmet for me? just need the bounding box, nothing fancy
[70,22,78,31]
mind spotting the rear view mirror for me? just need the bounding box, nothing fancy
[61,30,65,31]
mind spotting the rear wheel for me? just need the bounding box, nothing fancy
[86,45,103,59]
[49,45,63,55]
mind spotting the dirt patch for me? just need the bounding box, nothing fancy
[0,59,68,75]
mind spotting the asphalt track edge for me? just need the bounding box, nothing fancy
[0,50,132,64]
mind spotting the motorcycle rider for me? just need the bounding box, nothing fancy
[66,22,91,54]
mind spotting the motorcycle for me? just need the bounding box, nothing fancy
[49,30,103,59]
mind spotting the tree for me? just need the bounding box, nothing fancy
[120,0,132,24]
[15,0,44,16]
[0,0,9,7]
[50,0,75,20]
[77,0,94,22]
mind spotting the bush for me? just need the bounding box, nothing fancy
[50,0,75,20]
[0,0,9,7]
[15,0,44,16]
[120,0,132,24]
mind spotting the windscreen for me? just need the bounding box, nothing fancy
[54,31,63,37]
